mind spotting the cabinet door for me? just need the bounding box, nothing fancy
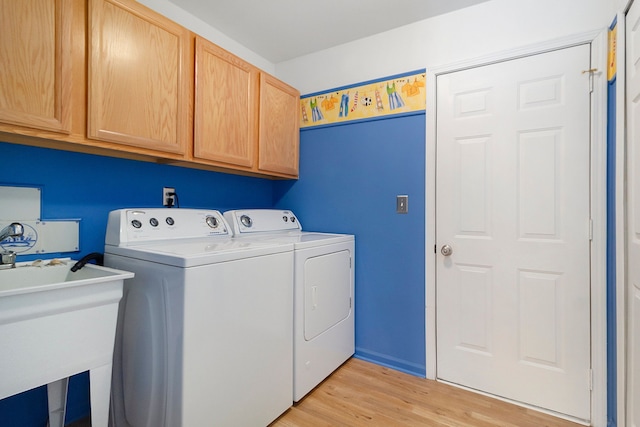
[88,0,190,155]
[258,73,300,177]
[0,0,72,133]
[194,37,257,168]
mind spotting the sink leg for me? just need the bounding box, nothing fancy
[90,363,113,427]
[47,378,69,427]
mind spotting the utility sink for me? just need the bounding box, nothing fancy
[0,259,133,427]
[0,259,132,296]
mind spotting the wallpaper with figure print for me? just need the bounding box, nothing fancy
[300,70,426,128]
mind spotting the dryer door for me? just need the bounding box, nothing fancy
[304,249,352,340]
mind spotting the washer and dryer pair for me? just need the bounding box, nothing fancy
[104,208,354,427]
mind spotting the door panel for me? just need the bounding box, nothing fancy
[88,0,190,154]
[436,44,591,421]
[194,36,257,168]
[0,0,72,133]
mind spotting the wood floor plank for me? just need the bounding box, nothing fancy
[270,358,584,427]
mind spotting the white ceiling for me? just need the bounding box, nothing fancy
[169,0,490,63]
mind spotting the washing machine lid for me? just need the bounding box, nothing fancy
[105,237,292,267]
[104,208,292,267]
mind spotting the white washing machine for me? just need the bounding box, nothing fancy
[103,208,293,427]
[224,209,354,402]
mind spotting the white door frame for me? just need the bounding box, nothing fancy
[614,9,627,427]
[425,29,608,426]
[617,2,640,425]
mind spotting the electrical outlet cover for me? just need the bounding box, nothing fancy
[396,195,408,214]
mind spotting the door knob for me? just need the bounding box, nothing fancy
[441,244,453,256]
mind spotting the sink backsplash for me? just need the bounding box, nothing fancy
[0,186,80,255]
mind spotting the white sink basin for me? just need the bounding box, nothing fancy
[0,259,132,297]
[0,258,133,427]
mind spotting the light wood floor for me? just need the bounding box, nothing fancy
[69,357,584,427]
[270,358,583,427]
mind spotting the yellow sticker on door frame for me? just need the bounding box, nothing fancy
[608,22,617,81]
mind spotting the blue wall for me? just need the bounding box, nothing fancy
[0,141,274,426]
[274,113,427,376]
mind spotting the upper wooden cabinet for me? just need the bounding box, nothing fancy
[194,38,300,178]
[0,0,299,179]
[0,0,72,133]
[258,73,300,177]
[87,0,192,156]
[194,37,258,168]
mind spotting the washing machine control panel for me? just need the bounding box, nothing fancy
[224,209,302,235]
[106,208,231,245]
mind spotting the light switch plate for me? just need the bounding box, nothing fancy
[396,195,408,214]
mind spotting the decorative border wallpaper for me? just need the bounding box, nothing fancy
[300,70,426,128]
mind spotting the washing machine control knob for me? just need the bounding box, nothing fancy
[131,219,142,229]
[282,216,288,222]
[166,217,175,226]
[240,215,252,228]
[206,215,219,228]
[149,218,159,227]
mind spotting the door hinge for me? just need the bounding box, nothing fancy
[434,244,437,254]
[588,369,593,390]
[589,219,593,241]
[349,297,352,309]
[350,257,352,268]
[582,68,597,93]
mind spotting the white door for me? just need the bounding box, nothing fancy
[436,45,592,421]
[627,1,640,424]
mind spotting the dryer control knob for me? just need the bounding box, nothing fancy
[240,215,252,228]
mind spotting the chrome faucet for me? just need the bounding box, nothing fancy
[0,222,24,268]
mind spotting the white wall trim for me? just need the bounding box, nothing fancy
[425,60,437,382]
[590,28,609,427]
[425,29,608,426]
[617,3,632,426]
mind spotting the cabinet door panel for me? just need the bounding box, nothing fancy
[0,0,72,133]
[258,73,300,177]
[88,0,190,155]
[194,38,257,167]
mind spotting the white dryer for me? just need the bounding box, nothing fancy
[104,208,293,427]
[224,209,354,402]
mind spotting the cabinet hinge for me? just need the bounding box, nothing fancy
[349,297,352,309]
[589,219,593,241]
